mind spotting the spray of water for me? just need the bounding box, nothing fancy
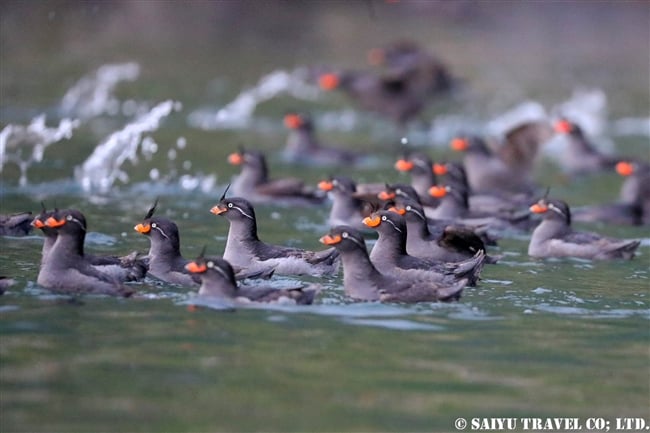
[0,115,80,186]
[74,100,182,193]
[187,68,319,130]
[60,62,141,119]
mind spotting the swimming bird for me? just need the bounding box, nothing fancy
[573,161,650,225]
[0,211,33,236]
[362,210,485,286]
[449,121,551,194]
[283,112,366,166]
[318,69,429,127]
[553,118,622,175]
[186,253,320,305]
[450,135,536,194]
[320,226,466,302]
[211,196,340,277]
[528,197,640,260]
[37,209,136,297]
[367,40,455,97]
[135,200,273,286]
[394,151,439,207]
[227,147,326,206]
[33,205,146,277]
[317,176,372,230]
[389,199,498,264]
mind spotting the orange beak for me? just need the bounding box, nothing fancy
[362,215,381,228]
[318,180,334,191]
[45,216,66,228]
[227,152,244,165]
[429,185,448,198]
[185,261,207,273]
[432,163,448,175]
[388,206,405,215]
[615,161,635,177]
[394,159,414,172]
[554,119,573,134]
[378,191,395,201]
[319,73,340,91]
[450,137,469,152]
[134,223,151,233]
[283,113,303,129]
[367,47,385,66]
[32,218,45,228]
[319,234,342,245]
[530,203,548,214]
[210,204,228,215]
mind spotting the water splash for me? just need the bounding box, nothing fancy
[187,68,319,130]
[485,100,548,137]
[0,115,80,186]
[60,62,141,119]
[74,100,182,193]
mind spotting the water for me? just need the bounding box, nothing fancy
[1,2,649,431]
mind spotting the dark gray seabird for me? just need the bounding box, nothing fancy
[362,210,485,286]
[37,209,136,297]
[317,176,370,231]
[389,199,497,264]
[0,211,33,236]
[227,148,325,206]
[135,200,272,286]
[283,112,366,166]
[186,254,320,305]
[211,196,339,277]
[528,197,640,260]
[320,226,465,303]
[573,161,650,226]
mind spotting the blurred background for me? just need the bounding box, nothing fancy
[2,0,649,111]
[1,0,649,194]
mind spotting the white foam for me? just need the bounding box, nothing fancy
[187,68,319,130]
[60,62,141,119]
[0,115,80,185]
[74,100,182,193]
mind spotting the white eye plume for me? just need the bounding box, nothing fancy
[150,222,170,240]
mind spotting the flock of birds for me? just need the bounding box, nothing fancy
[2,41,648,305]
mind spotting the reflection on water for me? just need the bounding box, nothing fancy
[1,1,649,431]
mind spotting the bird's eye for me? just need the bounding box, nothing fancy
[207,261,214,268]
[66,215,73,221]
[151,223,157,228]
[228,203,233,208]
[342,232,348,238]
[381,216,387,221]
[396,189,402,194]
[406,206,412,211]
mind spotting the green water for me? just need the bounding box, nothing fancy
[1,2,649,432]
